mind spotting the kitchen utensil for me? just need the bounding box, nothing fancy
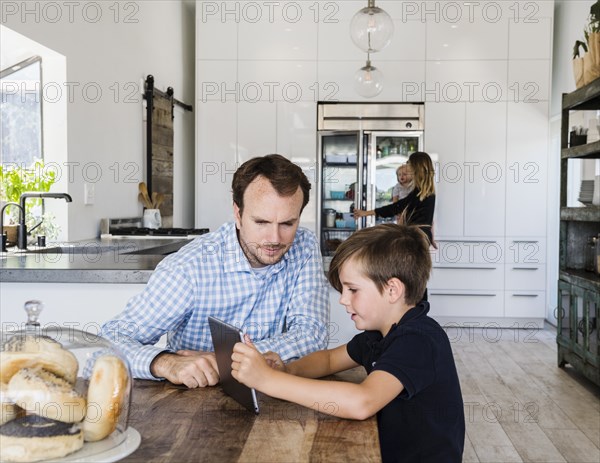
[138,192,153,209]
[138,182,153,208]
[152,192,165,210]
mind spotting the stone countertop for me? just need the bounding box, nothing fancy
[0,237,193,284]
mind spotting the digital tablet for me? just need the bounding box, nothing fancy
[208,316,260,414]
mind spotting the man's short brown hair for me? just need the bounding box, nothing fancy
[327,224,432,306]
[232,154,311,214]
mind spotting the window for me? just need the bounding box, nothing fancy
[0,55,43,166]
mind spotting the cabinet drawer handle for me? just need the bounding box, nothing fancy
[433,266,496,270]
[512,267,539,271]
[430,293,496,297]
[511,294,538,297]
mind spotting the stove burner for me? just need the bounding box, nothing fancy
[110,227,209,237]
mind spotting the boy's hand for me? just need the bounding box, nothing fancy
[264,351,286,372]
[231,336,274,389]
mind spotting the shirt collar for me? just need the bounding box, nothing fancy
[365,301,431,349]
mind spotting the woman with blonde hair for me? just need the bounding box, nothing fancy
[354,151,436,245]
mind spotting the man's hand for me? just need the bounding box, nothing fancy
[231,337,274,390]
[150,351,219,388]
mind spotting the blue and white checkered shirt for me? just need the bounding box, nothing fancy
[102,222,330,379]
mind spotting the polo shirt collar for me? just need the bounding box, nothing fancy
[364,301,431,351]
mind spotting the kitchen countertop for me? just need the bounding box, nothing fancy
[0,237,193,284]
[124,367,380,462]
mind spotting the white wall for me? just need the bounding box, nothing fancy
[2,1,196,239]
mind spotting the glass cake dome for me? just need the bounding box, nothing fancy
[0,300,140,462]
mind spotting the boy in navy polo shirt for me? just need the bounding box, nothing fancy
[232,223,465,462]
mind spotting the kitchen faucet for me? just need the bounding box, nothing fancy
[15,192,73,250]
[0,202,25,252]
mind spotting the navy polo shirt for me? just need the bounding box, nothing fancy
[347,301,465,463]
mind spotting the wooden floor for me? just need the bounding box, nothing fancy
[452,325,600,463]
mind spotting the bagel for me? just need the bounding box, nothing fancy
[0,335,78,384]
[1,383,21,426]
[0,414,83,462]
[83,355,129,442]
[7,368,86,423]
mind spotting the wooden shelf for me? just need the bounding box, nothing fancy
[558,78,600,385]
[560,206,600,222]
[561,140,600,159]
[559,269,600,292]
[563,78,600,110]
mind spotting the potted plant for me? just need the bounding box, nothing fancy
[574,1,600,88]
[0,161,59,244]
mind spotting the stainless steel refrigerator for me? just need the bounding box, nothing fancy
[317,103,425,261]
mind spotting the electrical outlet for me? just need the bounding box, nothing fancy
[84,183,95,205]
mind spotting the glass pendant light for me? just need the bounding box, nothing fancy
[354,56,383,98]
[350,0,394,53]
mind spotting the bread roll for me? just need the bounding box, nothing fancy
[1,383,21,425]
[0,335,78,384]
[0,415,83,462]
[7,368,86,423]
[83,355,128,442]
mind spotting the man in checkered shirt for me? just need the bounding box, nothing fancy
[102,155,330,388]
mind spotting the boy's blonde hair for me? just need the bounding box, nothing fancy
[327,224,432,306]
[408,152,435,201]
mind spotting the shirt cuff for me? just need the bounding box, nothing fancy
[131,345,173,380]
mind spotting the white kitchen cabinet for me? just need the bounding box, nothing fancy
[424,60,508,103]
[505,238,547,265]
[429,266,503,291]
[238,11,318,61]
[195,101,238,229]
[238,101,277,161]
[505,102,549,237]
[424,102,466,237]
[504,291,546,319]
[464,102,507,236]
[426,18,508,61]
[0,283,144,331]
[505,265,546,291]
[276,101,318,233]
[428,291,505,318]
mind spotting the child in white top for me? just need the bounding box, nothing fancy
[391,164,414,203]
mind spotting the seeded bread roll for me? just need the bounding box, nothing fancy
[0,335,78,384]
[0,383,21,425]
[0,415,83,462]
[83,355,128,442]
[7,368,86,423]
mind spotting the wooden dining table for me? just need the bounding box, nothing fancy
[122,367,381,462]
